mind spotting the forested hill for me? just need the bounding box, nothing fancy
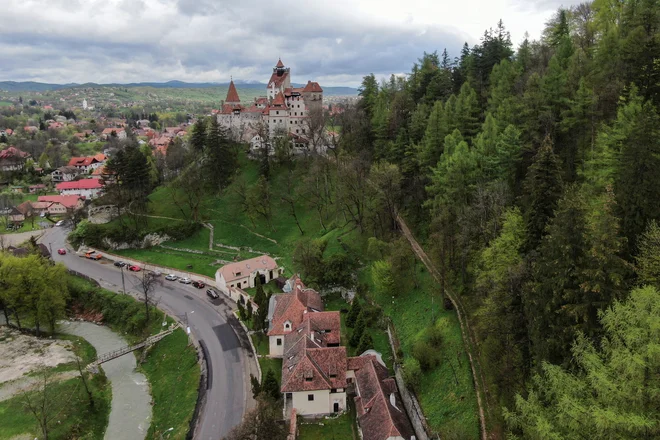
[333,2,660,438]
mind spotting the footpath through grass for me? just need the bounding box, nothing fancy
[0,374,111,440]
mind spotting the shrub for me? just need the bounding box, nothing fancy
[403,357,422,391]
[356,332,374,354]
[346,300,362,328]
[350,311,366,347]
[412,339,442,371]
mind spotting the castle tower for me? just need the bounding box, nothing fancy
[267,59,291,100]
[225,78,241,105]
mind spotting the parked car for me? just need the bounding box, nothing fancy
[55,220,64,227]
[151,270,162,277]
[192,280,206,289]
[179,277,192,284]
[57,248,66,255]
[114,261,126,267]
[128,265,141,272]
[84,251,96,258]
[91,254,102,260]
[206,289,219,299]
[165,274,178,281]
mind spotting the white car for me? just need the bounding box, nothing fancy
[179,277,192,284]
[165,274,178,281]
[55,220,64,226]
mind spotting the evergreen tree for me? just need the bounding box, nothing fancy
[262,369,281,401]
[254,275,266,309]
[522,137,563,251]
[190,118,207,152]
[614,98,660,254]
[250,374,261,399]
[346,299,362,328]
[508,285,660,439]
[635,220,660,288]
[418,101,447,169]
[356,332,374,354]
[205,117,237,193]
[350,311,366,347]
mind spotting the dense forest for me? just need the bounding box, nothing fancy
[330,1,660,437]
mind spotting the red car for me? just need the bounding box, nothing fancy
[192,280,206,289]
[128,265,141,272]
[57,248,66,255]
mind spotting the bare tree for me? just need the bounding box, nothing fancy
[75,356,94,409]
[21,369,59,440]
[303,106,328,155]
[134,269,161,323]
[224,396,287,440]
[169,164,205,222]
[280,170,304,235]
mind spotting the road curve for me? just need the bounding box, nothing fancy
[41,226,255,440]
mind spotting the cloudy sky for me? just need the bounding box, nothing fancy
[0,0,577,86]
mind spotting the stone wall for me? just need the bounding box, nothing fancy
[393,364,431,440]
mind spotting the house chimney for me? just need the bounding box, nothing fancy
[389,393,397,409]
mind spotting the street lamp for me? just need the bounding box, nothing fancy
[159,427,174,440]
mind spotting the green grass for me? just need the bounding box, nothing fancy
[0,374,111,440]
[139,329,200,440]
[258,357,282,384]
[72,141,105,156]
[44,334,97,374]
[0,101,12,107]
[243,280,282,297]
[298,401,357,440]
[363,266,479,438]
[114,246,221,278]
[251,333,269,356]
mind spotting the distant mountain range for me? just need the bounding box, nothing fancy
[0,80,358,96]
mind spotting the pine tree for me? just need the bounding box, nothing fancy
[254,275,266,309]
[522,137,563,251]
[350,311,366,347]
[346,299,362,328]
[262,369,281,401]
[614,98,660,254]
[250,374,261,399]
[419,101,447,169]
[190,118,207,152]
[356,332,374,355]
[635,220,660,288]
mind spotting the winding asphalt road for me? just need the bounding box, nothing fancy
[40,225,256,440]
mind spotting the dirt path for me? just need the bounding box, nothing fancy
[61,321,152,440]
[396,214,489,440]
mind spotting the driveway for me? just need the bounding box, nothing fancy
[0,229,46,248]
[41,226,257,440]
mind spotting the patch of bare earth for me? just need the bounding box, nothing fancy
[0,327,76,384]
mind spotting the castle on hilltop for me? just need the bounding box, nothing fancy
[216,59,323,146]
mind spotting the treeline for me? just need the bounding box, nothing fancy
[328,1,660,437]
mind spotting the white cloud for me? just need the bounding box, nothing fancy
[0,0,572,86]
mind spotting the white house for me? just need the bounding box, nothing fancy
[215,255,282,295]
[56,179,103,199]
[51,166,82,183]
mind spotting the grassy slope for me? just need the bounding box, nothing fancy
[140,329,200,440]
[0,374,111,440]
[113,155,478,437]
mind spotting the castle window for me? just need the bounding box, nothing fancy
[308,394,314,401]
[276,111,279,115]
[294,112,297,116]
[277,338,282,346]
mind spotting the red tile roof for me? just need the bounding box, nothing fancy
[225,79,241,103]
[56,179,103,190]
[268,276,324,337]
[303,81,323,93]
[218,255,279,283]
[281,339,347,393]
[272,92,286,107]
[268,70,290,89]
[101,127,124,135]
[352,355,415,440]
[68,156,96,167]
[276,58,285,68]
[38,195,85,209]
[0,146,29,159]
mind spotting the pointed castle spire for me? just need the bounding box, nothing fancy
[276,58,285,68]
[225,77,240,104]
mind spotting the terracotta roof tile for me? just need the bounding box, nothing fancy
[225,80,241,103]
[303,81,323,93]
[272,91,286,107]
[218,255,278,283]
[56,179,103,190]
[276,58,285,68]
[38,195,84,209]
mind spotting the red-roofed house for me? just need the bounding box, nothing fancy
[56,179,103,199]
[281,310,348,416]
[68,154,106,173]
[215,255,282,297]
[350,355,415,440]
[0,146,30,171]
[38,195,85,211]
[267,276,325,356]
